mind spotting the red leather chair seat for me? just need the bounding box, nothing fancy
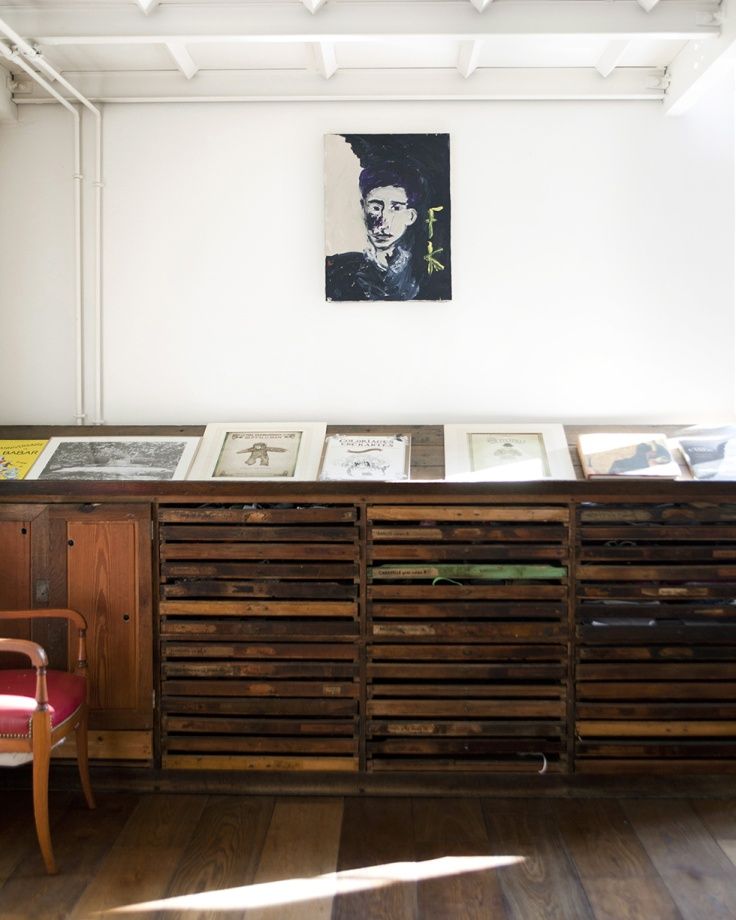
[0,670,86,738]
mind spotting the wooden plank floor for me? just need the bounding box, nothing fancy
[1,791,735,919]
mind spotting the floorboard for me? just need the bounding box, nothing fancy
[622,798,736,920]
[413,797,506,920]
[162,794,275,920]
[482,799,595,920]
[333,797,417,920]
[69,794,207,920]
[689,798,736,869]
[1,790,736,920]
[0,791,72,886]
[554,799,682,920]
[0,792,137,920]
[246,797,343,920]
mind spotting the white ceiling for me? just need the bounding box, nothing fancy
[0,0,732,113]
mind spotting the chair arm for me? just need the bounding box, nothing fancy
[0,609,88,675]
[0,637,48,669]
[0,608,87,631]
[0,637,50,709]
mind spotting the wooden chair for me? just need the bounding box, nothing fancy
[0,608,96,874]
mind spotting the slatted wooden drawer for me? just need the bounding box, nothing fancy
[159,502,360,771]
[575,501,736,774]
[366,504,570,773]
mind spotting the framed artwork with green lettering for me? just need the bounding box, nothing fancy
[325,133,451,302]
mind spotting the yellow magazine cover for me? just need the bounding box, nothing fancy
[0,440,48,480]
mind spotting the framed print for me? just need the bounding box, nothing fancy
[26,436,200,481]
[188,422,327,481]
[318,434,411,481]
[443,424,575,481]
[325,133,451,302]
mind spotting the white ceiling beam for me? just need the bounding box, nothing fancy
[665,7,735,115]
[457,40,483,79]
[637,0,662,11]
[12,66,668,103]
[302,0,328,12]
[470,0,494,11]
[596,40,632,78]
[6,2,720,44]
[310,42,337,79]
[166,41,198,79]
[135,0,160,14]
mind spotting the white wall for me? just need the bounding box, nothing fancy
[0,105,77,422]
[1,82,733,425]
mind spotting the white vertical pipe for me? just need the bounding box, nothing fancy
[0,40,85,424]
[35,87,103,425]
[0,15,104,423]
[95,113,103,424]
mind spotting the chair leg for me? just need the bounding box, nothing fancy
[75,704,96,810]
[31,713,57,875]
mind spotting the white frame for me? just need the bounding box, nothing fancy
[25,436,200,481]
[318,433,411,481]
[443,423,575,481]
[188,422,327,481]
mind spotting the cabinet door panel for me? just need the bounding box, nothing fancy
[0,506,47,664]
[62,506,153,730]
[0,519,32,613]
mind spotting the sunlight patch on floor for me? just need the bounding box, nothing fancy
[105,855,524,914]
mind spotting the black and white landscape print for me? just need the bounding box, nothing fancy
[28,437,200,481]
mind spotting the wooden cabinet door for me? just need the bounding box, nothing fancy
[0,505,50,665]
[49,504,153,731]
[0,505,36,613]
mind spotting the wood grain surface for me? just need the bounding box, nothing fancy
[2,790,736,918]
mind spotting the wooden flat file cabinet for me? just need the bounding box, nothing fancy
[2,483,736,777]
[574,500,736,775]
[156,493,736,777]
[159,502,361,772]
[0,502,153,762]
[365,503,569,775]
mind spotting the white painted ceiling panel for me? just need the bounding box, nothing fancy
[39,41,174,72]
[338,39,460,70]
[191,41,311,71]
[475,36,611,68]
[618,38,689,67]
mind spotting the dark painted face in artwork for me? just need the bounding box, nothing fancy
[361,185,418,252]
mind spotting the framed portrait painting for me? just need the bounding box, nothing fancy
[188,422,327,481]
[25,436,201,481]
[325,133,451,303]
[443,424,575,482]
